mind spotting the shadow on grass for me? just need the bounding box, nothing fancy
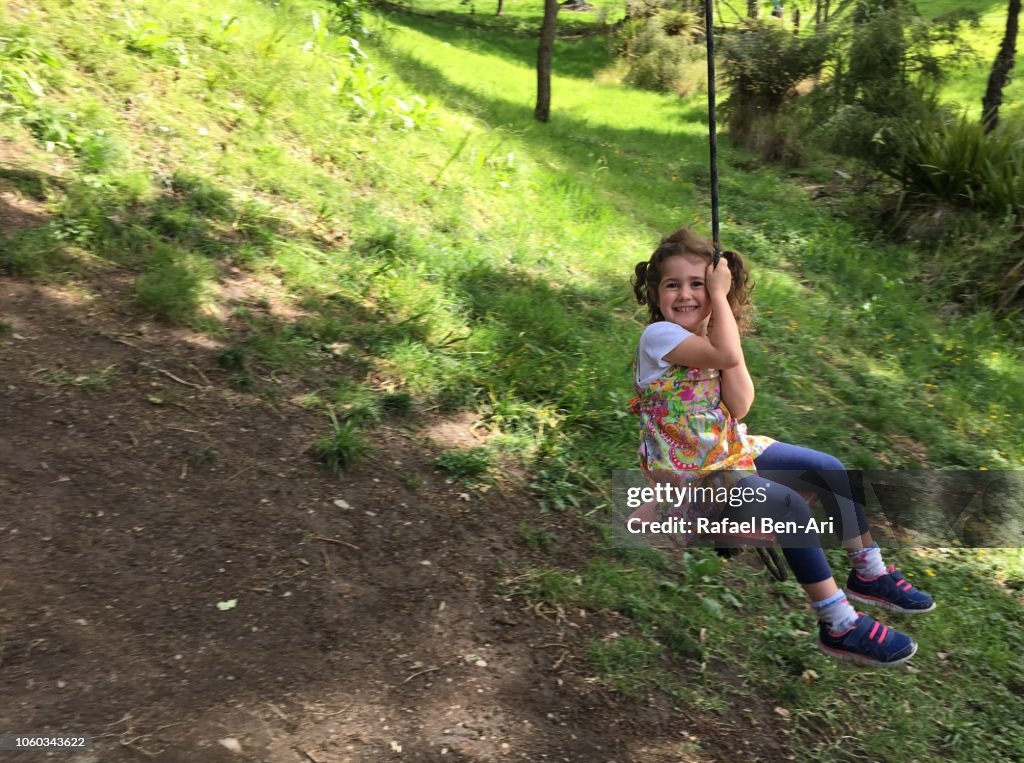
[0,165,633,406]
[375,0,608,38]
[377,6,614,79]
[0,164,59,199]
[0,170,439,368]
[0,165,57,240]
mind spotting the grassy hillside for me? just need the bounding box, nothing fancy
[2,0,1022,760]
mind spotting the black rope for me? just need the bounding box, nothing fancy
[704,0,722,265]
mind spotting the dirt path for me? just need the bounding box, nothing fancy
[0,274,795,763]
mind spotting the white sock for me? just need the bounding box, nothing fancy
[848,542,886,579]
[812,591,858,634]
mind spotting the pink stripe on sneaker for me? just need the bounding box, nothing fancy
[829,622,858,637]
[879,625,888,643]
[869,622,880,640]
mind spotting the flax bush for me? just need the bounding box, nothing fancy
[898,116,1024,217]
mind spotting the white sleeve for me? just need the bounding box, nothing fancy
[637,322,693,386]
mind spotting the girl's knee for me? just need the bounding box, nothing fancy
[800,448,845,473]
[757,442,847,474]
[820,453,846,472]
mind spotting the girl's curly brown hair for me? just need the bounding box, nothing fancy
[632,227,754,334]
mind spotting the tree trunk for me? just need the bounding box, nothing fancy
[496,0,504,15]
[815,0,821,25]
[982,0,1021,133]
[747,0,758,18]
[535,0,559,122]
[794,6,801,33]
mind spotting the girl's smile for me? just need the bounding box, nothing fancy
[657,256,711,332]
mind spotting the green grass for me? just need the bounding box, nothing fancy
[314,410,367,474]
[187,446,219,467]
[509,545,1024,762]
[2,0,1022,758]
[434,446,493,481]
[393,0,622,36]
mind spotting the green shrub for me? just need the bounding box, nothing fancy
[720,21,831,151]
[836,1,972,117]
[898,116,1023,216]
[328,0,368,39]
[817,99,934,173]
[622,13,704,94]
[893,116,1024,312]
[817,1,974,170]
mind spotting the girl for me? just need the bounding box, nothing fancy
[629,228,934,667]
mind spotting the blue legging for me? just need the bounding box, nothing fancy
[730,441,871,585]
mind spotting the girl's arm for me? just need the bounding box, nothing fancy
[662,260,743,370]
[662,258,754,418]
[704,265,754,418]
[720,356,755,420]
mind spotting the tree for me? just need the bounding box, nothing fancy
[982,0,1021,133]
[535,0,560,122]
[816,0,852,26]
[747,0,758,18]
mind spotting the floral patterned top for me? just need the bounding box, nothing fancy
[628,340,775,538]
[630,363,774,474]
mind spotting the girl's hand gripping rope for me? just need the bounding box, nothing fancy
[705,257,733,299]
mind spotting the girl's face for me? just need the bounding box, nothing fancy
[656,255,711,333]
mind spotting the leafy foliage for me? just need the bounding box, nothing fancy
[888,115,1024,310]
[620,11,705,94]
[0,28,62,120]
[820,0,974,165]
[898,115,1023,216]
[719,21,832,153]
[722,22,832,116]
[327,0,368,38]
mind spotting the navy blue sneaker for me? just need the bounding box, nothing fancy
[846,564,936,614]
[818,613,917,668]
